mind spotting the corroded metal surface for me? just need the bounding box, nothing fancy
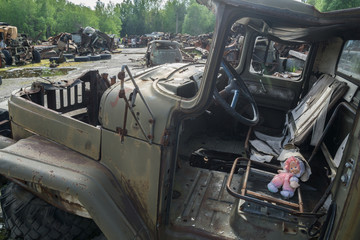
[226,158,306,214]
[0,135,15,149]
[99,63,203,144]
[11,178,91,218]
[170,164,240,239]
[9,92,101,160]
[169,157,323,239]
[0,135,151,240]
[101,128,162,237]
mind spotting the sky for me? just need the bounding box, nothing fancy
[67,0,123,9]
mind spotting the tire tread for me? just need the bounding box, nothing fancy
[1,182,101,240]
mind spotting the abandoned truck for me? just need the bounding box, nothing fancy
[0,22,41,66]
[0,0,360,239]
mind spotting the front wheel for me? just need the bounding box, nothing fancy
[0,182,102,240]
[1,49,12,66]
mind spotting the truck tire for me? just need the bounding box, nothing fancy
[0,108,11,138]
[100,54,111,60]
[90,55,101,61]
[1,182,102,240]
[32,50,41,63]
[1,49,12,66]
[63,53,74,59]
[74,56,90,62]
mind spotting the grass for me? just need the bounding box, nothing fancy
[0,59,81,72]
[0,59,79,79]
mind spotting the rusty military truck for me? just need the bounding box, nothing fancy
[0,22,41,66]
[1,0,360,239]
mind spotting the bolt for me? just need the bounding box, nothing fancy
[118,71,125,80]
[345,162,353,168]
[341,175,348,184]
[118,89,125,98]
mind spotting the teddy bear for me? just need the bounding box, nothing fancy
[267,156,305,199]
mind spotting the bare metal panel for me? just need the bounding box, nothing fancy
[0,135,150,240]
[101,128,162,234]
[9,94,101,160]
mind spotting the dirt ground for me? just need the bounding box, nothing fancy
[0,47,147,109]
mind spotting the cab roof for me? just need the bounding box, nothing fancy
[208,0,360,42]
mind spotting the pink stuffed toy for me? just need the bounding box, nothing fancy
[267,156,305,199]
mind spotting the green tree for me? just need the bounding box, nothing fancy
[182,0,215,35]
[56,2,99,35]
[118,0,152,36]
[162,0,188,33]
[0,0,219,39]
[95,0,122,34]
[306,0,360,11]
[0,0,37,37]
[143,0,164,33]
[36,0,56,39]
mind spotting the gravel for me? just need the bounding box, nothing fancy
[0,48,147,109]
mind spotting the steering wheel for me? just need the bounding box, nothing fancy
[213,60,259,126]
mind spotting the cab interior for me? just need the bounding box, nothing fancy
[168,15,359,239]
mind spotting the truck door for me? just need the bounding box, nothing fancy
[241,35,311,129]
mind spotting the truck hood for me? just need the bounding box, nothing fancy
[99,63,205,144]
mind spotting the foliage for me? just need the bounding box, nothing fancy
[1,0,360,40]
[117,0,148,36]
[182,0,215,35]
[306,0,360,11]
[0,0,119,39]
[162,0,188,34]
[0,0,215,39]
[95,1,122,35]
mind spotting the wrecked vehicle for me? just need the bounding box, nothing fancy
[76,26,116,55]
[1,0,360,239]
[145,32,164,39]
[36,32,77,59]
[37,28,114,62]
[0,22,40,65]
[145,40,183,67]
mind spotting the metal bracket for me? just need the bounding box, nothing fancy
[341,158,354,186]
[118,65,155,144]
[259,79,267,93]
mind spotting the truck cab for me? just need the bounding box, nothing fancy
[1,0,360,239]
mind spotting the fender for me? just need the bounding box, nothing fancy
[0,135,15,149]
[0,135,150,240]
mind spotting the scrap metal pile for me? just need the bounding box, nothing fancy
[75,26,116,55]
[37,26,116,59]
[141,27,309,72]
[142,32,236,66]
[0,22,40,67]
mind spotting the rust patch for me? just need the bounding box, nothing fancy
[119,174,155,235]
[85,141,92,150]
[11,178,90,219]
[161,129,171,146]
[170,225,234,240]
[7,135,92,166]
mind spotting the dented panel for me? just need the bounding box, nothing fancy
[0,135,150,239]
[9,93,101,160]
